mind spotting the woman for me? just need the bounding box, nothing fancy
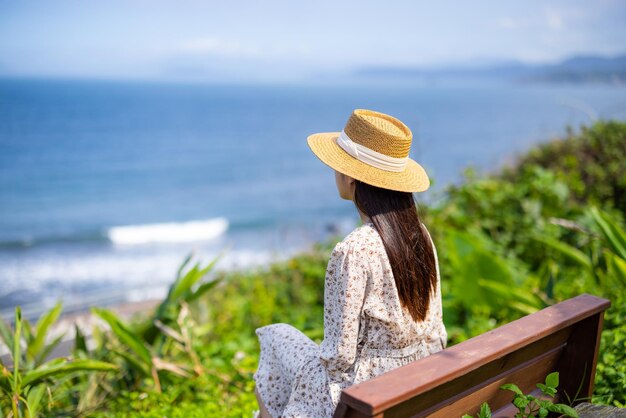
[253,109,447,418]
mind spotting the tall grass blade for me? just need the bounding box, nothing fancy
[530,234,592,269]
[170,263,200,301]
[590,206,626,260]
[175,252,194,282]
[151,357,192,378]
[145,253,223,344]
[606,251,626,286]
[112,349,150,377]
[0,364,11,392]
[28,303,62,361]
[176,253,222,302]
[36,333,65,366]
[477,279,541,314]
[185,277,221,303]
[25,384,46,417]
[153,320,184,343]
[22,320,33,349]
[93,308,152,365]
[0,316,14,358]
[22,360,117,387]
[13,307,22,391]
[73,325,88,355]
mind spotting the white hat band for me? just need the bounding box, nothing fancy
[336,130,408,172]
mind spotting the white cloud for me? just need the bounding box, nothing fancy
[495,16,523,29]
[544,7,565,30]
[496,6,580,32]
[178,37,262,58]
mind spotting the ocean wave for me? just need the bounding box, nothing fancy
[107,218,229,245]
[0,232,105,249]
[0,246,290,316]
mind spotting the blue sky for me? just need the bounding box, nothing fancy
[1,0,625,83]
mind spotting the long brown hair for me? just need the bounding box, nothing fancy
[353,179,437,322]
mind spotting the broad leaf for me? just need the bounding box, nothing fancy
[500,383,523,395]
[536,382,556,397]
[446,229,517,310]
[513,396,528,409]
[545,371,559,388]
[547,403,579,417]
[479,401,491,418]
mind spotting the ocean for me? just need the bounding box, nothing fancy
[1,77,624,318]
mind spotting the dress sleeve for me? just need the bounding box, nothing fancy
[319,239,369,383]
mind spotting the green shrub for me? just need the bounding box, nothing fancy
[501,120,626,214]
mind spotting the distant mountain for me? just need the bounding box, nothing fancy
[354,54,626,84]
[526,55,626,83]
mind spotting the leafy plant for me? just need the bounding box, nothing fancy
[0,306,117,417]
[463,402,491,418]
[501,372,578,418]
[593,299,626,407]
[139,252,223,345]
[502,120,626,214]
[463,372,578,418]
[90,254,222,393]
[524,206,626,407]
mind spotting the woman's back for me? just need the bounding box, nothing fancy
[320,222,447,395]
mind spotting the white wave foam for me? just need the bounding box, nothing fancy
[107,218,228,245]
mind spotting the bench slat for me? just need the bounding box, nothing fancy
[334,293,610,418]
[419,342,565,417]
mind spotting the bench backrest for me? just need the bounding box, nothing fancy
[333,293,610,418]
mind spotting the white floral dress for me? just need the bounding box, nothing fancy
[253,222,447,418]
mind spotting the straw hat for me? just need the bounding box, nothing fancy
[306,109,429,192]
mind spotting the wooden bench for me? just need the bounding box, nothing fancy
[333,293,611,418]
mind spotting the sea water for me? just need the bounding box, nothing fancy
[1,77,624,317]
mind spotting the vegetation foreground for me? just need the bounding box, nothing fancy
[1,120,625,417]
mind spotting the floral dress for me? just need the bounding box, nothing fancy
[253,222,447,418]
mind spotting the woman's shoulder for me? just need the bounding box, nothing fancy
[331,222,380,255]
[333,221,435,253]
[344,221,379,243]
